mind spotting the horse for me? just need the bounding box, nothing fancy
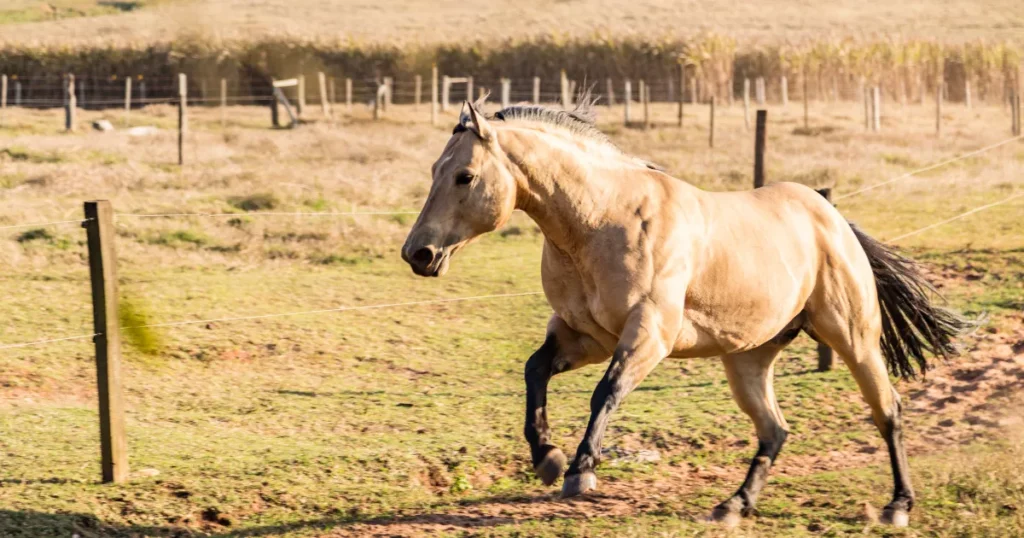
[401,98,966,527]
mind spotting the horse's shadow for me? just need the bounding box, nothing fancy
[0,492,584,537]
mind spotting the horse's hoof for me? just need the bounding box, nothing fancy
[560,471,597,498]
[880,506,910,527]
[534,448,566,486]
[705,505,743,528]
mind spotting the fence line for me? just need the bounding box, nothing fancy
[0,333,97,350]
[114,210,421,219]
[125,291,544,330]
[887,191,1024,243]
[834,134,1023,202]
[0,218,91,231]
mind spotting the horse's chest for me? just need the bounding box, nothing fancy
[541,247,630,348]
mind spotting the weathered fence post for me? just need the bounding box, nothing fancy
[65,74,76,132]
[219,78,227,127]
[296,75,306,118]
[1,74,7,127]
[178,74,187,165]
[345,78,353,112]
[500,78,511,108]
[414,74,422,110]
[864,85,871,130]
[743,78,751,130]
[872,86,881,132]
[533,77,541,104]
[442,75,451,111]
[1012,90,1020,136]
[624,80,632,126]
[677,64,685,127]
[754,110,767,188]
[318,72,331,120]
[605,77,614,107]
[270,78,280,127]
[560,70,570,109]
[965,79,972,109]
[935,78,943,136]
[431,65,438,125]
[781,75,788,109]
[802,70,809,129]
[466,77,474,104]
[83,200,128,484]
[123,77,131,127]
[708,95,716,149]
[374,83,385,120]
[690,77,697,105]
[642,81,650,130]
[814,187,836,371]
[756,77,765,105]
[383,76,393,110]
[478,87,486,101]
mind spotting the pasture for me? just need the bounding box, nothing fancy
[2,97,1024,538]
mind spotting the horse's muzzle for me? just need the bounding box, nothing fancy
[402,244,450,277]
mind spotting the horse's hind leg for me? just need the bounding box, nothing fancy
[708,334,793,526]
[809,311,914,526]
[524,315,611,486]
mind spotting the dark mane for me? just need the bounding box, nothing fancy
[456,92,610,145]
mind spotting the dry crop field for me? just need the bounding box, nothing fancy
[1,94,1024,538]
[2,0,1024,45]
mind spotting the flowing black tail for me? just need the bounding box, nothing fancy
[851,224,971,379]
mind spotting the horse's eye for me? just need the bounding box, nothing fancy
[455,171,474,186]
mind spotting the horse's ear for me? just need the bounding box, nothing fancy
[465,100,495,142]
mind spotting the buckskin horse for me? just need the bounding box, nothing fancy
[401,98,965,527]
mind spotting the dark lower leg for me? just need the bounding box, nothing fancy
[524,335,563,483]
[564,373,620,480]
[714,425,788,517]
[882,394,914,520]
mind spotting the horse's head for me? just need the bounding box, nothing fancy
[401,100,516,277]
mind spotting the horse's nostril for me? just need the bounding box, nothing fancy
[411,247,436,266]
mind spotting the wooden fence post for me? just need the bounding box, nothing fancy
[178,74,186,165]
[743,78,750,130]
[65,74,76,132]
[708,96,716,149]
[872,86,881,132]
[642,81,650,129]
[560,70,569,109]
[270,78,280,127]
[965,79,972,109]
[864,85,871,130]
[414,74,422,110]
[296,75,306,118]
[756,76,765,105]
[466,77,474,104]
[383,76,393,110]
[781,75,788,109]
[84,200,128,484]
[754,110,767,188]
[1012,90,1020,136]
[605,77,614,107]
[814,187,836,371]
[123,77,131,127]
[624,80,632,126]
[318,72,331,119]
[374,83,385,120]
[1,74,8,127]
[345,78,353,112]
[935,78,943,136]
[219,78,227,127]
[802,70,809,129]
[677,64,685,127]
[533,77,541,104]
[690,77,697,104]
[500,78,511,108]
[431,65,438,125]
[442,75,451,111]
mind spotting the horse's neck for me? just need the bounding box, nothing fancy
[502,127,627,254]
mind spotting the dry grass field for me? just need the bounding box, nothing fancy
[2,0,1024,46]
[1,94,1023,537]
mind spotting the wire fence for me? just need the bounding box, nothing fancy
[1,114,1022,351]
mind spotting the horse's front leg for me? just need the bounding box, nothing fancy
[525,315,611,486]
[562,304,675,497]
